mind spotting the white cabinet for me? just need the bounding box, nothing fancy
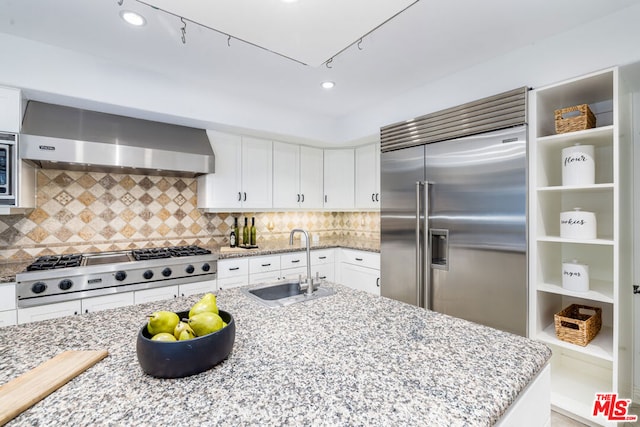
[178,280,217,297]
[355,143,381,209]
[17,300,81,324]
[323,149,355,210]
[81,292,134,314]
[197,131,272,211]
[273,142,323,209]
[249,255,281,283]
[134,286,179,304]
[339,249,380,295]
[0,282,16,311]
[0,310,16,327]
[217,258,249,289]
[310,249,335,282]
[0,86,21,132]
[528,67,633,424]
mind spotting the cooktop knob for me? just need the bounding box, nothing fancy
[143,270,154,280]
[32,282,47,294]
[162,268,172,277]
[115,271,127,281]
[58,279,73,291]
[202,263,211,272]
[185,265,195,274]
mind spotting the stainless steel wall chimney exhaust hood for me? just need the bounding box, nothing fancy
[19,101,214,178]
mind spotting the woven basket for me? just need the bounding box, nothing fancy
[555,104,596,134]
[554,304,601,346]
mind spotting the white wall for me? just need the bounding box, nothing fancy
[336,3,640,143]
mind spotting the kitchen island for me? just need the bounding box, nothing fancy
[0,283,551,426]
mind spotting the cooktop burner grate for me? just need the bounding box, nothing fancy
[26,254,83,271]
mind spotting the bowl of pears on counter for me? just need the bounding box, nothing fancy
[136,293,235,378]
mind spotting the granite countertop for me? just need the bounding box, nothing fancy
[0,239,379,283]
[0,284,551,426]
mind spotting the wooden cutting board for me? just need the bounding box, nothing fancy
[0,350,108,425]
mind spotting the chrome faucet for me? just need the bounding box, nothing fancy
[289,228,314,296]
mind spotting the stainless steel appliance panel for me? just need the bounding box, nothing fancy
[425,126,527,335]
[380,144,424,306]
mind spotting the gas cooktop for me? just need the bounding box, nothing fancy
[16,245,218,308]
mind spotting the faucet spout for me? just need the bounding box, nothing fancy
[289,228,313,296]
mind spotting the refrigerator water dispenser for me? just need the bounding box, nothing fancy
[430,229,449,270]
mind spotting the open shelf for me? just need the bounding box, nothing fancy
[538,324,614,361]
[537,236,614,245]
[537,280,614,304]
[537,183,614,192]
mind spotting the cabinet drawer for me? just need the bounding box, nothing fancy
[81,292,134,314]
[250,271,281,285]
[217,276,249,290]
[0,283,16,311]
[280,266,308,281]
[281,252,307,269]
[17,300,81,324]
[217,258,249,279]
[178,280,217,297]
[134,286,179,304]
[341,249,380,269]
[249,255,281,274]
[311,249,334,265]
[312,264,334,282]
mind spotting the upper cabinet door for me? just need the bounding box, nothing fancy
[355,143,380,209]
[299,146,324,209]
[272,141,301,209]
[241,136,273,209]
[197,131,242,210]
[0,86,21,133]
[323,149,354,210]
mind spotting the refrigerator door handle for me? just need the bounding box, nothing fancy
[423,181,431,310]
[415,182,422,308]
[416,181,431,309]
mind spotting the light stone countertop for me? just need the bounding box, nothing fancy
[0,239,379,283]
[0,283,550,426]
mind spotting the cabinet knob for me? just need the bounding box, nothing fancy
[375,193,379,202]
[372,193,375,202]
[297,194,300,202]
[301,194,304,202]
[243,192,247,201]
[238,192,242,201]
[376,278,380,287]
[324,195,328,203]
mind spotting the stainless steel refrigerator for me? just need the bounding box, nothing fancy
[380,125,527,336]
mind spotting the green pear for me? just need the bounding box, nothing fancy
[178,329,196,341]
[188,311,223,337]
[188,293,218,318]
[151,332,177,342]
[147,311,180,336]
[173,321,195,340]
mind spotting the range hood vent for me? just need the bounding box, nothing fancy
[20,101,214,177]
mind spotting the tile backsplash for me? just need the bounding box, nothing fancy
[0,170,380,261]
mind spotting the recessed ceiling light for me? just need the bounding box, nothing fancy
[321,81,335,90]
[120,10,146,27]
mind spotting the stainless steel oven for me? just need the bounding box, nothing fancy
[0,132,17,204]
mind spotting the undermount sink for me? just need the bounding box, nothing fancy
[242,280,336,308]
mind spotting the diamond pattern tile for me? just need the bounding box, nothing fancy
[0,170,380,261]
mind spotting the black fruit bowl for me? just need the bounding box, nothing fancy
[136,310,235,379]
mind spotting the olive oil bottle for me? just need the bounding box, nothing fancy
[242,217,249,246]
[250,217,257,246]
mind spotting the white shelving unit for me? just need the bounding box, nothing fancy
[528,68,634,426]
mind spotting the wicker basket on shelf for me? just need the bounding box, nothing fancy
[554,104,596,134]
[554,304,602,346]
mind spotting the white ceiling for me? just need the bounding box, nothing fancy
[142,0,418,67]
[1,0,640,124]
